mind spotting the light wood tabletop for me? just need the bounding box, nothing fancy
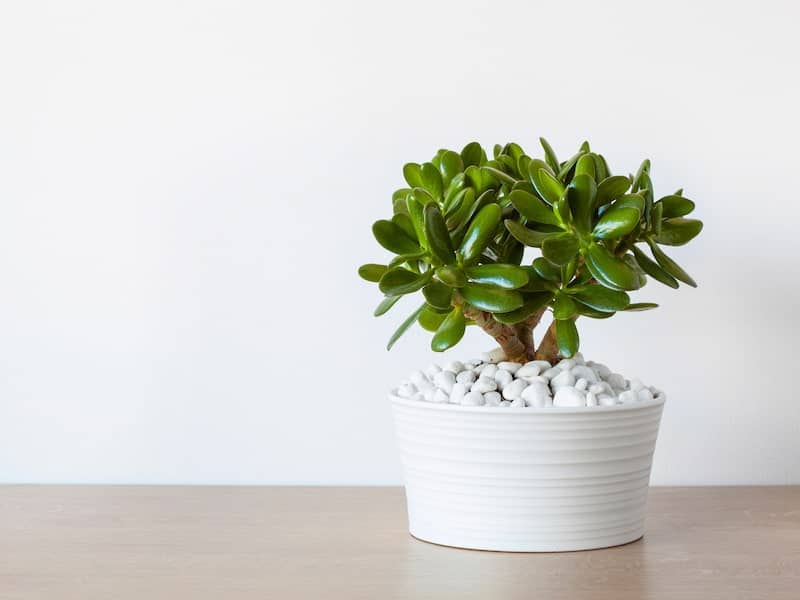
[1,486,797,599]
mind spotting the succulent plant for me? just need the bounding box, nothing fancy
[359,139,702,364]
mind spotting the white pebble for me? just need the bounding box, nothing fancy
[461,390,486,406]
[416,379,435,394]
[410,370,428,386]
[433,370,456,394]
[449,382,467,404]
[455,370,476,385]
[587,361,611,378]
[553,387,586,407]
[425,364,442,378]
[432,389,449,403]
[551,370,576,390]
[502,379,528,401]
[521,381,551,408]
[637,388,654,402]
[597,394,617,406]
[482,347,506,363]
[481,363,498,378]
[589,382,612,395]
[529,360,552,371]
[618,390,638,404]
[586,391,598,407]
[472,376,497,394]
[629,378,645,392]
[493,369,513,391]
[572,352,585,365]
[605,373,626,390]
[558,358,576,370]
[498,361,522,374]
[516,363,541,378]
[411,392,426,403]
[445,361,465,374]
[541,367,562,380]
[483,391,502,406]
[510,397,526,407]
[575,378,588,391]
[396,383,416,398]
[571,365,599,383]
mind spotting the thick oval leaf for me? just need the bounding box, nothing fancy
[585,243,641,291]
[372,220,420,254]
[379,267,432,295]
[421,162,443,200]
[658,195,696,218]
[431,307,466,352]
[460,284,524,313]
[575,154,595,178]
[392,213,416,241]
[552,293,578,319]
[531,167,565,205]
[402,163,423,188]
[572,285,630,312]
[648,240,697,287]
[611,193,646,213]
[557,151,583,180]
[631,159,651,193]
[554,197,571,225]
[387,304,425,350]
[508,189,560,226]
[555,319,579,358]
[494,292,552,324]
[461,142,484,168]
[418,305,448,332]
[539,137,560,173]
[542,233,581,266]
[505,219,558,248]
[651,202,663,236]
[374,295,401,316]
[422,281,453,310]
[592,206,641,239]
[423,204,455,264]
[566,174,597,232]
[520,267,552,291]
[623,302,659,311]
[532,257,561,282]
[655,218,703,246]
[631,246,678,289]
[592,154,609,181]
[358,263,387,282]
[405,196,427,249]
[465,264,529,289]
[596,176,631,207]
[439,151,463,186]
[577,305,616,319]
[458,203,501,264]
[436,265,467,288]
[481,166,517,185]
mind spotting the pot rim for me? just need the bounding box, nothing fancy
[389,393,665,414]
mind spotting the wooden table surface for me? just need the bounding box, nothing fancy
[1,486,798,599]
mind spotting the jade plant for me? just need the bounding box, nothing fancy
[358,139,702,364]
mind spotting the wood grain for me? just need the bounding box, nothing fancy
[0,486,798,599]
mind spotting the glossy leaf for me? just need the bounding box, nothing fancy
[532,257,561,282]
[372,220,420,254]
[539,137,560,173]
[493,292,552,324]
[374,295,401,316]
[552,293,578,319]
[632,246,678,288]
[531,168,565,205]
[402,163,424,188]
[465,264,529,289]
[458,204,501,264]
[461,142,484,168]
[648,240,697,287]
[422,281,453,310]
[358,263,387,282]
[481,166,517,185]
[592,206,641,239]
[436,265,467,288]
[577,305,616,319]
[460,284,524,313]
[439,151,463,186]
[623,302,659,311]
[572,285,630,312]
[631,159,651,192]
[379,267,432,295]
[508,189,560,226]
[418,305,448,332]
[392,213,416,240]
[595,175,631,207]
[431,307,466,352]
[386,304,425,350]
[658,195,696,218]
[585,243,641,291]
[556,319,579,358]
[575,154,595,178]
[504,219,558,248]
[566,174,596,232]
[423,204,455,264]
[655,218,703,246]
[542,233,580,266]
[421,162,443,199]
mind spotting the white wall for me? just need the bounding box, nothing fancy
[1,0,798,485]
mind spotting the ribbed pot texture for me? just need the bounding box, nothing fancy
[391,394,665,552]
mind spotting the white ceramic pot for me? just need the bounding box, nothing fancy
[391,394,665,552]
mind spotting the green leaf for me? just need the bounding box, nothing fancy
[611,193,646,213]
[554,197,572,225]
[461,141,484,168]
[436,265,467,288]
[431,307,466,352]
[556,319,579,358]
[402,163,424,188]
[423,204,455,264]
[539,137,560,173]
[658,195,696,218]
[374,295,401,316]
[585,243,641,291]
[572,285,630,312]
[577,305,616,319]
[460,283,524,312]
[592,206,641,239]
[406,196,427,249]
[595,175,631,207]
[418,304,448,332]
[631,159,651,192]
[481,166,517,185]
[422,281,453,310]
[592,154,608,181]
[631,246,678,289]
[508,189,560,226]
[388,250,426,268]
[392,213,416,241]
[647,239,697,287]
[542,233,580,266]
[575,154,595,178]
[557,151,583,180]
[379,267,432,295]
[532,257,561,282]
[494,292,553,323]
[504,219,558,248]
[566,174,596,232]
[387,304,425,350]
[458,203,501,264]
[358,263,387,282]
[552,293,578,319]
[531,167,565,205]
[654,218,703,246]
[439,151,463,186]
[372,220,420,255]
[623,302,659,311]
[421,162,443,200]
[465,264,529,289]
